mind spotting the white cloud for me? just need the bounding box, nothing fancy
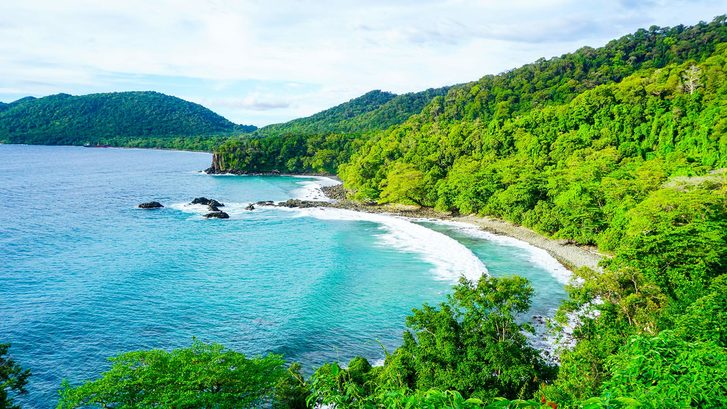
[0,0,725,125]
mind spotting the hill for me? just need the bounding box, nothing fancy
[0,91,256,148]
[254,87,450,138]
[209,87,450,174]
[207,17,727,406]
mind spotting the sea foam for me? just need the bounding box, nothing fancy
[290,176,341,202]
[289,207,488,283]
[428,220,572,285]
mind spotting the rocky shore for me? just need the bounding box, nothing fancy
[278,184,606,273]
[198,169,605,272]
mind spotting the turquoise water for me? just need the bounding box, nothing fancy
[0,145,567,407]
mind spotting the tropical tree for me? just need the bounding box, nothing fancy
[57,341,287,409]
[0,343,30,409]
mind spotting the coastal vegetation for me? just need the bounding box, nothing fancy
[207,16,727,407]
[0,91,255,149]
[208,88,450,174]
[0,343,30,409]
[3,16,726,409]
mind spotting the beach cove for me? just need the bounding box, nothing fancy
[2,145,570,407]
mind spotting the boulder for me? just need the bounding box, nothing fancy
[191,197,225,207]
[138,201,164,209]
[204,211,230,219]
[255,201,275,206]
[245,204,255,211]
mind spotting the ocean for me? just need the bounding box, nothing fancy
[0,144,568,407]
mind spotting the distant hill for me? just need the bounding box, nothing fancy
[0,91,256,146]
[209,87,450,174]
[255,87,450,137]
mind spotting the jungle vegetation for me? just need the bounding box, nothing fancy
[3,16,726,409]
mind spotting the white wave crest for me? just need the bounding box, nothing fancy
[290,207,487,282]
[429,220,572,285]
[291,176,341,202]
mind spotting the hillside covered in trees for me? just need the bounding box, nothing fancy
[0,91,256,149]
[191,16,727,408]
[208,87,450,174]
[2,16,725,409]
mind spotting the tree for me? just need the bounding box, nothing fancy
[379,276,555,402]
[378,162,427,206]
[601,331,727,408]
[57,341,287,409]
[681,64,702,94]
[0,343,30,409]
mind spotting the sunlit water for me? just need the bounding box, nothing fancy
[0,145,567,407]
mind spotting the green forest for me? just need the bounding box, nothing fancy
[2,16,726,409]
[0,91,256,149]
[208,87,451,174]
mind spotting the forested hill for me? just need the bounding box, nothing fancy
[255,87,450,138]
[210,17,727,407]
[208,87,450,174]
[0,91,256,148]
[211,17,726,175]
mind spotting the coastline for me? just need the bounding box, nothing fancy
[315,182,604,274]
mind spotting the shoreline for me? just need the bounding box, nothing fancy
[203,171,604,273]
[1,142,213,155]
[315,183,604,274]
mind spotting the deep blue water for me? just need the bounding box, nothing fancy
[0,145,567,407]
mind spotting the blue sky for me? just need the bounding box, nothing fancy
[1,0,725,126]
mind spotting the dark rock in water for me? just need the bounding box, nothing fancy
[191,197,225,207]
[245,204,255,211]
[204,211,229,219]
[138,201,164,209]
[277,199,329,208]
[208,204,220,211]
[255,200,275,206]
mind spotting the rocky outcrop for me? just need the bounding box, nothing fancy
[277,199,331,208]
[138,201,164,209]
[321,184,346,201]
[256,201,275,206]
[204,153,225,174]
[245,204,255,211]
[191,197,224,207]
[204,211,230,219]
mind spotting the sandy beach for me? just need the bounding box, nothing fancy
[318,183,606,273]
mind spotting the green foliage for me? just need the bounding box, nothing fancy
[211,88,450,174]
[256,88,450,138]
[272,362,309,409]
[379,162,427,205]
[57,341,286,409]
[607,182,727,304]
[341,18,727,247]
[545,173,726,407]
[212,132,366,174]
[673,274,727,346]
[0,343,31,409]
[600,331,727,408]
[308,276,555,407]
[0,91,255,149]
[381,276,555,401]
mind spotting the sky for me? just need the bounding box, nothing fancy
[1,1,725,126]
